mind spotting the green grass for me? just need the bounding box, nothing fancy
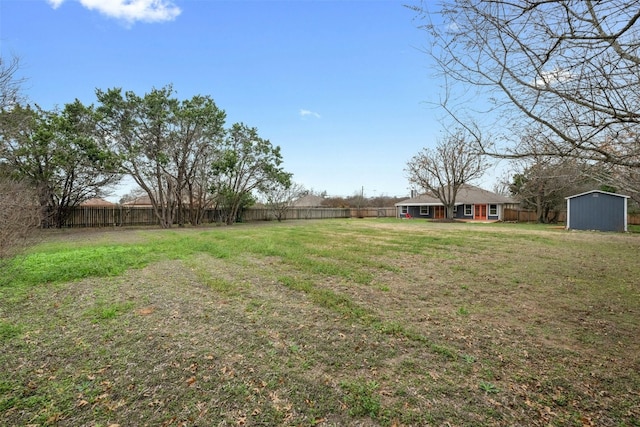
[629,224,640,233]
[85,299,134,322]
[1,219,639,426]
[340,379,382,418]
[0,321,22,342]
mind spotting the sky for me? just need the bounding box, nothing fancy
[0,0,497,200]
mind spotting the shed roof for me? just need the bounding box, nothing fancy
[565,190,629,200]
[395,184,517,206]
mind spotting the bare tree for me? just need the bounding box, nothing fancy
[118,187,148,205]
[414,0,640,171]
[508,158,594,223]
[405,131,489,218]
[263,181,305,222]
[0,55,25,109]
[492,172,512,197]
[604,164,640,206]
[0,55,39,258]
[0,178,40,260]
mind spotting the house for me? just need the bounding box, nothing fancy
[394,185,518,221]
[121,195,153,206]
[80,198,116,207]
[566,190,629,232]
[291,194,325,208]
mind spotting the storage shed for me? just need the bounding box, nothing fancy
[565,190,629,232]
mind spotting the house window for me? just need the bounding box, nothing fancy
[489,204,497,216]
[464,204,472,216]
[420,206,429,215]
[401,206,408,214]
[453,205,458,213]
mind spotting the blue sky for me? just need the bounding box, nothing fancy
[0,0,487,199]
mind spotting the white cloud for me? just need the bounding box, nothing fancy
[299,109,321,119]
[446,21,459,32]
[47,0,65,8]
[46,0,181,24]
[534,68,573,88]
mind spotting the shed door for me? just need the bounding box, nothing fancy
[474,204,487,220]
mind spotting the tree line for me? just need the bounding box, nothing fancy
[0,75,294,230]
[4,0,640,239]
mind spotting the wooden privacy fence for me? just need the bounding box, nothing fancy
[64,206,157,227]
[503,208,640,225]
[242,208,352,222]
[350,207,397,218]
[503,208,567,223]
[60,206,352,228]
[504,209,542,222]
[49,206,640,227]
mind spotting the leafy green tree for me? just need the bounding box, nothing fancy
[211,123,291,225]
[167,94,227,226]
[0,102,120,227]
[95,86,226,227]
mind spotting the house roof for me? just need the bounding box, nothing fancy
[395,185,517,206]
[122,195,153,206]
[565,190,629,200]
[80,198,116,206]
[291,194,325,207]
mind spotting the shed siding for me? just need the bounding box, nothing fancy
[568,192,626,232]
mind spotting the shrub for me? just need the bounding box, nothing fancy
[0,178,40,260]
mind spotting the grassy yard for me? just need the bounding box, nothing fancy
[1,219,639,426]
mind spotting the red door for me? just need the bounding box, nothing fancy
[474,204,487,220]
[434,206,445,219]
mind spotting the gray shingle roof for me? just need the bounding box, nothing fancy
[395,185,517,206]
[291,194,325,207]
